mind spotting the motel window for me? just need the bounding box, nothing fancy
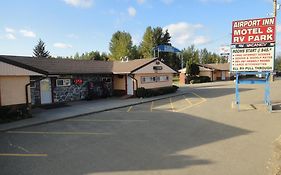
[141,75,169,84]
[159,75,169,82]
[141,76,155,83]
[56,79,71,87]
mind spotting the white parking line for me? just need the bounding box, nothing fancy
[0,153,48,157]
[183,95,193,106]
[127,106,133,112]
[170,98,175,112]
[7,131,112,135]
[66,119,148,122]
[176,92,207,112]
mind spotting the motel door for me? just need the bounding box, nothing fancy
[221,71,226,80]
[126,76,134,95]
[40,78,52,104]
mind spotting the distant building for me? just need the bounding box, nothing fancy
[179,63,231,85]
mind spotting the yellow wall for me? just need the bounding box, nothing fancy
[135,73,173,89]
[113,75,126,90]
[0,76,31,106]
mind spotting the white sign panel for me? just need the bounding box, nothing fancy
[231,46,274,72]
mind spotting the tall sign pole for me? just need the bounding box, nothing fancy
[273,0,277,17]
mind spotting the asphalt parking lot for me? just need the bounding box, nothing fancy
[1,80,281,175]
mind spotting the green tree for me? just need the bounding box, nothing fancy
[275,55,281,71]
[131,45,141,59]
[33,39,50,58]
[183,45,199,66]
[109,31,133,60]
[88,51,102,60]
[139,27,154,58]
[139,26,171,58]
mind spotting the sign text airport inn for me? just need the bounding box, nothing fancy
[231,17,276,72]
[232,17,275,44]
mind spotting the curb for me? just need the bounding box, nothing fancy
[0,91,190,132]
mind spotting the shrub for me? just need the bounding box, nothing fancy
[199,76,211,83]
[136,86,178,98]
[189,76,210,84]
[0,105,31,124]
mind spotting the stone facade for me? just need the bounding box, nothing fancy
[53,84,87,103]
[30,74,113,105]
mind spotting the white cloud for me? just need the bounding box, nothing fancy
[5,33,16,40]
[54,42,73,49]
[128,6,137,17]
[137,0,146,4]
[5,27,15,33]
[193,36,210,45]
[164,22,206,47]
[20,29,36,38]
[63,0,93,8]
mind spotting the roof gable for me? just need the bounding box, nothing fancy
[0,61,42,76]
[133,59,177,74]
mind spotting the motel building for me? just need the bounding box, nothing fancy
[179,63,231,85]
[0,55,176,111]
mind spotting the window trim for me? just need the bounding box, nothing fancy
[56,79,71,87]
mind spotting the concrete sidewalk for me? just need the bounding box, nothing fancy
[0,87,190,132]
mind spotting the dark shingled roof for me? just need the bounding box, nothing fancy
[0,55,162,75]
[0,55,114,75]
[200,63,230,71]
[112,58,156,74]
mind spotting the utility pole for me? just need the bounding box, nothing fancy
[273,0,277,17]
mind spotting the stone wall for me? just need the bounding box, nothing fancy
[30,74,113,105]
[53,84,87,103]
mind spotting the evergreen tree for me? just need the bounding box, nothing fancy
[139,26,171,58]
[139,27,154,58]
[109,31,133,60]
[33,39,50,58]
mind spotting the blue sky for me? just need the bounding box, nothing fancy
[0,0,279,57]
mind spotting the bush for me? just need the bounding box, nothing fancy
[189,76,211,84]
[136,85,178,98]
[0,105,31,124]
[199,76,211,83]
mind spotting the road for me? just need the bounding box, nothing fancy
[1,80,281,175]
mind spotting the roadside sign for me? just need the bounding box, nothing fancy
[231,46,274,71]
[232,17,276,44]
[231,17,276,72]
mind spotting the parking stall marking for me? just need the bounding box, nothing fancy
[127,106,133,112]
[6,131,112,136]
[150,101,154,112]
[183,95,193,106]
[66,119,148,122]
[176,92,207,112]
[170,98,175,112]
[0,153,48,157]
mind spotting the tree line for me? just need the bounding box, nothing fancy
[33,26,228,71]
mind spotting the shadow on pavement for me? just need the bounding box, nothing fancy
[189,87,254,99]
[0,110,252,175]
